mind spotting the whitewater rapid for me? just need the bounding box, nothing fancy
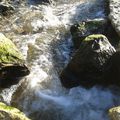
[0,0,119,120]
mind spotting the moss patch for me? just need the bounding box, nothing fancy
[0,102,31,120]
[70,19,107,49]
[84,34,107,42]
[0,33,24,64]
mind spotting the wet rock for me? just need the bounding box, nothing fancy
[70,18,120,49]
[109,106,120,120]
[105,20,120,49]
[70,18,107,49]
[0,33,30,88]
[0,102,31,120]
[60,34,116,88]
[109,0,120,37]
[103,51,120,86]
[0,3,14,16]
[11,78,29,108]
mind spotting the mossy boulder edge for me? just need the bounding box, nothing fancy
[0,102,31,120]
[0,33,30,88]
[0,33,23,64]
[70,18,107,49]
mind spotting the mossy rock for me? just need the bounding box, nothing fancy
[0,102,31,120]
[0,33,30,88]
[60,34,116,88]
[109,106,120,120]
[70,18,107,49]
[0,33,23,64]
[84,34,107,41]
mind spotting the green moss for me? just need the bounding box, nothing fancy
[70,19,107,49]
[0,102,31,120]
[84,34,107,42]
[0,33,24,64]
[0,103,15,111]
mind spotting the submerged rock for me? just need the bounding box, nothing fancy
[0,33,30,88]
[0,3,14,16]
[60,34,116,88]
[70,18,107,49]
[109,106,120,120]
[109,0,120,36]
[0,102,31,120]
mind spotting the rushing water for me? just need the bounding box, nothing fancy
[0,0,120,120]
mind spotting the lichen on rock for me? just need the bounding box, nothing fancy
[0,33,24,64]
[0,102,31,120]
[84,34,107,41]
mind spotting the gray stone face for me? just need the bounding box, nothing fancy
[109,0,120,36]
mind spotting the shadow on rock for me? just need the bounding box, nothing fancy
[60,34,117,88]
[0,33,30,88]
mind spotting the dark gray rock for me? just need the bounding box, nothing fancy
[70,18,120,49]
[0,3,14,16]
[103,51,120,86]
[70,18,107,49]
[60,34,116,88]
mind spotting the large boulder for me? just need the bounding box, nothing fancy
[0,33,30,88]
[109,106,120,120]
[60,34,116,88]
[109,0,120,37]
[0,102,31,120]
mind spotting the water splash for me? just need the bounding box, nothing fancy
[0,0,119,120]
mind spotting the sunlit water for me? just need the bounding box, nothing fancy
[0,0,119,120]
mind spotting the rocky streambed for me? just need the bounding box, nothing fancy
[0,0,120,120]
